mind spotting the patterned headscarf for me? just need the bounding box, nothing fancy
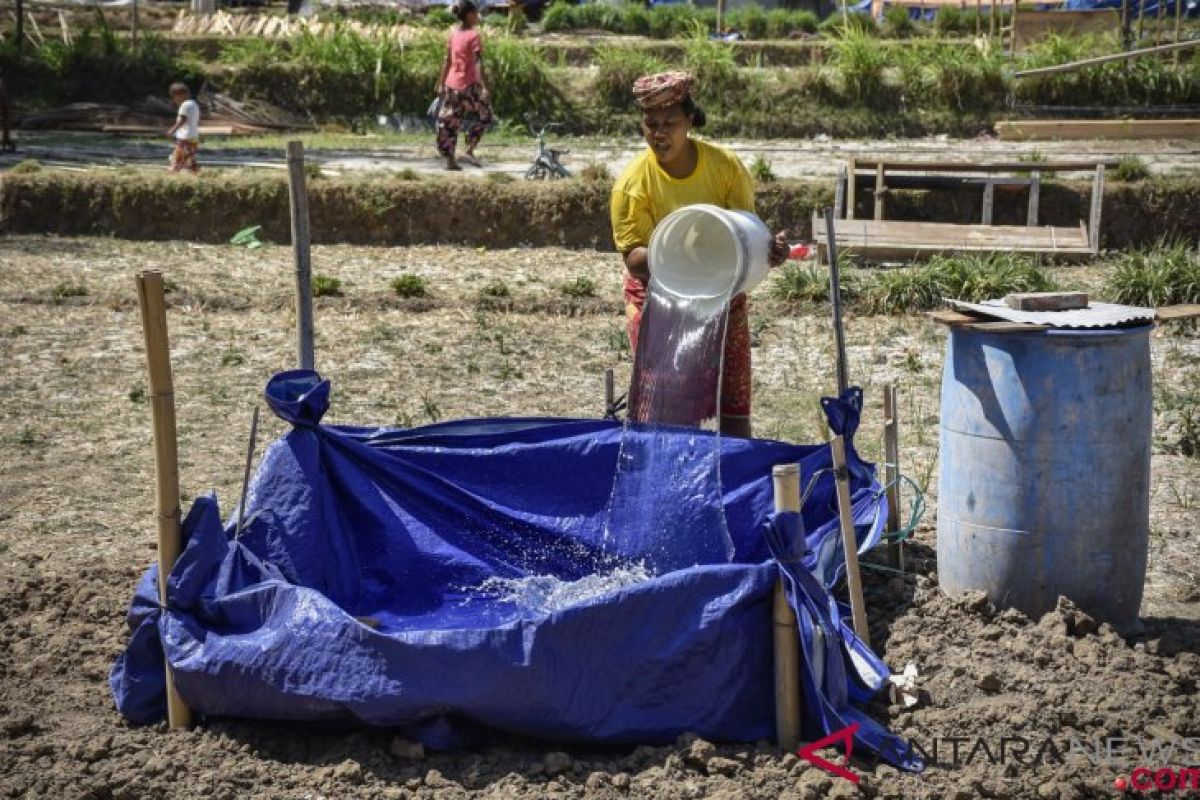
[632,71,695,110]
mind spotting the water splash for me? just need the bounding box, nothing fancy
[468,563,654,616]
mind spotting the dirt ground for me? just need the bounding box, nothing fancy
[0,236,1197,799]
[5,131,1200,181]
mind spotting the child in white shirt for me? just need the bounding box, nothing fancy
[166,83,200,173]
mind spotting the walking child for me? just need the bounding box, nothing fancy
[166,83,200,174]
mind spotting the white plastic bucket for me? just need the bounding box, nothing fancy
[647,204,772,301]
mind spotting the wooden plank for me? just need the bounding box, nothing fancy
[996,118,1200,142]
[929,309,984,326]
[1012,38,1199,78]
[846,158,856,221]
[1089,164,1105,253]
[1005,291,1089,311]
[981,180,995,225]
[849,158,1118,172]
[1156,304,1200,322]
[1027,170,1040,227]
[874,163,885,221]
[929,310,1051,331]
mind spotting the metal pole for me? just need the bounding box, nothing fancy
[286,141,315,371]
[824,208,849,395]
[236,406,260,537]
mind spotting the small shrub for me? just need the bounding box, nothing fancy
[52,281,88,300]
[750,155,777,183]
[304,162,324,181]
[128,385,146,404]
[541,1,573,32]
[391,273,430,298]
[479,279,511,299]
[396,168,421,181]
[1106,242,1200,307]
[221,348,246,367]
[559,276,597,298]
[9,159,42,174]
[580,161,612,182]
[881,5,916,38]
[1112,155,1150,182]
[829,27,887,105]
[311,274,344,297]
[818,10,877,37]
[772,263,830,303]
[595,46,670,109]
[487,172,516,184]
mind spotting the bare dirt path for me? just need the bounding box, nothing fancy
[4,132,1200,180]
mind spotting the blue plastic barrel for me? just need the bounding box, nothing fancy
[937,325,1152,627]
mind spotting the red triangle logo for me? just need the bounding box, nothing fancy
[798,722,861,784]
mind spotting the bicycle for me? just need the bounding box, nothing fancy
[524,117,571,180]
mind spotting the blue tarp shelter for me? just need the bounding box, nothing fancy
[112,371,922,772]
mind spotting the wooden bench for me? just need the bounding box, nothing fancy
[815,158,1111,263]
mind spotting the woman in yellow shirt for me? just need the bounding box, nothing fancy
[611,71,788,438]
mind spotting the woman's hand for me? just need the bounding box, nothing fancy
[768,231,790,268]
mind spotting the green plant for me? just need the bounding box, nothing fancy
[865,253,1056,313]
[479,279,511,299]
[771,257,860,303]
[128,385,146,404]
[541,1,574,32]
[559,276,597,298]
[51,281,88,300]
[304,162,324,181]
[1106,241,1200,306]
[486,172,516,184]
[828,27,887,105]
[396,168,421,181]
[391,273,430,298]
[881,5,916,38]
[750,155,777,183]
[9,159,42,174]
[221,348,246,367]
[594,45,670,109]
[1113,155,1150,182]
[311,274,344,297]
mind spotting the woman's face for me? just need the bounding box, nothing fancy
[464,9,479,26]
[641,105,692,165]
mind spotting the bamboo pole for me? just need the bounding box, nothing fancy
[975,0,982,36]
[830,435,870,647]
[134,271,193,731]
[286,141,315,371]
[1009,0,1019,55]
[824,209,849,395]
[882,384,904,571]
[772,463,802,753]
[990,0,996,38]
[1155,0,1163,46]
[132,0,139,44]
[1011,39,1199,78]
[1136,0,1145,43]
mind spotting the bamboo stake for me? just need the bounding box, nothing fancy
[830,435,870,647]
[772,463,802,753]
[882,384,904,571]
[975,0,982,36]
[134,271,193,731]
[286,141,315,371]
[1136,0,1145,43]
[1009,0,1019,55]
[824,208,848,395]
[1155,0,1163,46]
[990,0,996,38]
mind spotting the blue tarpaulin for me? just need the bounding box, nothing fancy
[111,370,922,771]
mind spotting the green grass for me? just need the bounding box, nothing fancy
[1112,155,1151,182]
[311,274,344,297]
[391,273,430,298]
[864,253,1057,314]
[558,276,597,298]
[8,159,42,174]
[1105,242,1200,307]
[51,281,88,300]
[750,155,777,183]
[479,279,511,299]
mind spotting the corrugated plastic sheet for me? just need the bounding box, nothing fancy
[947,299,1156,329]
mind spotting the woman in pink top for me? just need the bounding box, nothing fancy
[435,1,493,171]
